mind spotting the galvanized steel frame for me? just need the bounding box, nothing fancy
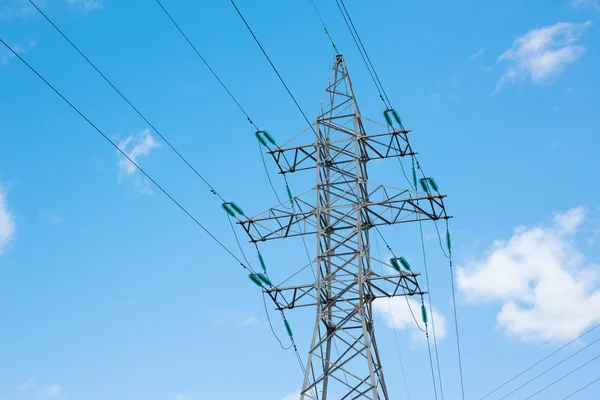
[238,55,448,399]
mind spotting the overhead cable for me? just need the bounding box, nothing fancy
[229,0,317,135]
[155,0,291,207]
[309,0,339,54]
[560,375,600,400]
[155,0,259,130]
[497,335,600,400]
[27,0,229,203]
[479,323,600,399]
[0,38,249,269]
[524,353,600,400]
[334,0,390,109]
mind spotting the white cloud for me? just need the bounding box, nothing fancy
[0,0,36,20]
[2,0,102,18]
[373,296,446,341]
[458,207,600,342]
[212,311,265,328]
[18,379,35,391]
[117,129,159,194]
[66,0,102,11]
[570,0,600,11]
[470,47,486,61]
[240,316,263,327]
[45,384,62,396]
[41,211,65,224]
[0,188,15,255]
[281,391,300,400]
[496,21,591,92]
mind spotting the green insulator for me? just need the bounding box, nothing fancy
[383,110,393,126]
[255,131,268,146]
[446,231,452,251]
[248,274,263,287]
[428,177,439,192]
[392,109,402,125]
[419,178,430,193]
[412,168,417,190]
[229,201,245,216]
[390,258,400,272]
[399,256,411,271]
[421,305,428,324]
[286,185,294,206]
[258,252,267,273]
[284,320,293,337]
[257,273,272,286]
[221,203,235,217]
[262,130,276,145]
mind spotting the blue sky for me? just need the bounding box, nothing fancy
[1,0,600,399]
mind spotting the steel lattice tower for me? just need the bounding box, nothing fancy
[240,55,448,399]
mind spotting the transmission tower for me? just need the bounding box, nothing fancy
[239,55,448,399]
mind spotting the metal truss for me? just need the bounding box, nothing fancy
[239,55,449,399]
[239,183,447,242]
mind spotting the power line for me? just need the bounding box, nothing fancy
[497,335,600,400]
[26,0,228,204]
[373,231,411,400]
[262,293,292,351]
[229,0,317,135]
[333,0,387,108]
[479,323,600,399]
[155,0,258,130]
[226,214,254,271]
[560,375,600,400]
[418,218,445,400]
[373,226,425,334]
[373,227,443,400]
[524,352,600,400]
[337,0,392,108]
[415,157,466,400]
[154,2,314,378]
[156,0,316,330]
[387,128,446,400]
[0,38,248,270]
[155,0,292,209]
[3,36,306,382]
[423,296,440,400]
[309,0,339,54]
[446,222,467,400]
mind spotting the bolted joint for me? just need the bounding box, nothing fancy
[326,324,337,336]
[364,293,376,304]
[367,320,374,333]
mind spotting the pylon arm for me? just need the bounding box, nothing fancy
[238,184,449,242]
[265,271,425,311]
[269,130,415,174]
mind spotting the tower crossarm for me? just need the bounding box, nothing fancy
[265,271,425,311]
[268,130,416,174]
[238,184,450,243]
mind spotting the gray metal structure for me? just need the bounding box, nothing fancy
[239,55,448,399]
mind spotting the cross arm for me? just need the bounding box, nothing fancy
[265,271,425,311]
[269,130,416,174]
[237,184,450,243]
